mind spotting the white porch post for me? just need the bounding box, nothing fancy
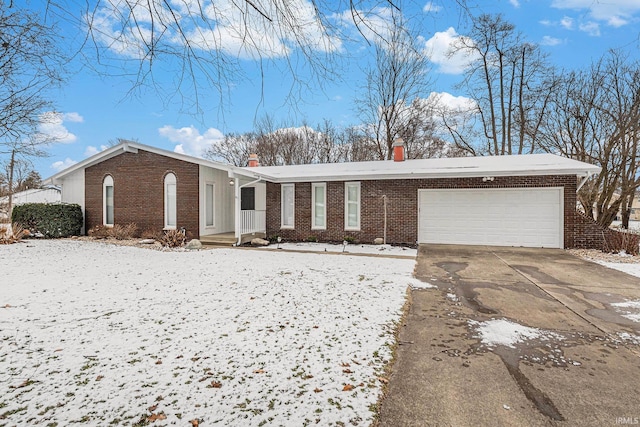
[233,174,241,246]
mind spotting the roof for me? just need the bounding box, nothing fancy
[243,153,601,182]
[44,140,259,184]
[44,141,600,185]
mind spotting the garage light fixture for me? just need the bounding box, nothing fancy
[482,176,495,182]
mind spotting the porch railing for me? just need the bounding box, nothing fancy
[241,210,266,234]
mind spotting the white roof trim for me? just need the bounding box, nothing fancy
[241,153,601,183]
[44,141,260,184]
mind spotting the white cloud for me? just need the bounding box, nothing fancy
[509,0,521,8]
[332,7,396,45]
[428,92,476,113]
[51,158,78,172]
[607,15,628,27]
[423,27,478,75]
[579,21,600,36]
[91,0,341,60]
[551,0,640,27]
[84,145,109,157]
[541,36,562,46]
[158,125,224,157]
[560,16,574,29]
[423,2,442,13]
[38,112,84,144]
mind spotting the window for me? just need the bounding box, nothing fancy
[281,184,295,228]
[241,187,255,211]
[164,173,177,229]
[205,183,214,227]
[103,175,114,226]
[345,182,361,230]
[312,183,326,230]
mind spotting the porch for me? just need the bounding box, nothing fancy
[199,209,267,246]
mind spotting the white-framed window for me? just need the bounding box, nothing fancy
[205,182,215,227]
[311,182,326,230]
[345,182,361,231]
[281,184,295,229]
[103,175,114,226]
[164,173,177,229]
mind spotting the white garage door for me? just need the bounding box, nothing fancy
[418,188,563,248]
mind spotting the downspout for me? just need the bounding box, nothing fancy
[382,195,388,245]
[234,175,263,246]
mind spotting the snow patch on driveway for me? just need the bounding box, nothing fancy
[0,240,417,426]
[611,299,640,323]
[469,319,563,348]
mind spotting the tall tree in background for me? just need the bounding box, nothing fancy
[540,50,640,228]
[0,2,66,216]
[449,14,555,155]
[356,10,435,160]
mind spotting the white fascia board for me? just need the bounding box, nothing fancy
[44,140,263,184]
[248,167,601,183]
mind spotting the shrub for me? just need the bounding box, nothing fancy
[11,203,83,238]
[343,236,355,244]
[159,229,187,248]
[88,224,111,239]
[306,235,317,242]
[604,230,640,256]
[110,223,139,240]
[0,223,27,244]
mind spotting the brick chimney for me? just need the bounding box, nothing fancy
[392,139,405,162]
[247,153,259,167]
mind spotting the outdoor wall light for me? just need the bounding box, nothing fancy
[229,179,235,186]
[482,176,495,182]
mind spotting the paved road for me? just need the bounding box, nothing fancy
[377,245,640,427]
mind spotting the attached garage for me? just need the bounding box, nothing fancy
[418,188,564,248]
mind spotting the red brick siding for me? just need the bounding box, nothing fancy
[85,150,199,236]
[266,175,598,248]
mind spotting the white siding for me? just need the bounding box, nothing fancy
[59,170,86,233]
[199,165,235,235]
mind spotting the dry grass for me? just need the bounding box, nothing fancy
[0,223,27,244]
[158,229,187,248]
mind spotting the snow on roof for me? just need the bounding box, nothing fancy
[243,153,601,182]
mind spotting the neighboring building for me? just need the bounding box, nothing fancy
[45,140,608,249]
[0,186,61,221]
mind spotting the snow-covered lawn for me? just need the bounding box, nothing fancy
[0,240,421,426]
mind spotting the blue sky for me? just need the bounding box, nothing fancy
[24,0,640,178]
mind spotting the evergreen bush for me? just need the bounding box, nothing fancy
[11,203,83,238]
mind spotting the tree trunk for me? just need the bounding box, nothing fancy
[8,149,15,222]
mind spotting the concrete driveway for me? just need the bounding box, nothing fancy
[377,245,640,427]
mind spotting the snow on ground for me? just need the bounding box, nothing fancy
[469,319,563,349]
[596,261,640,278]
[260,242,417,258]
[0,240,420,426]
[610,300,640,323]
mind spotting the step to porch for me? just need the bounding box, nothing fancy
[199,233,236,247]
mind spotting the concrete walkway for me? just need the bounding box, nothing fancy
[377,245,640,427]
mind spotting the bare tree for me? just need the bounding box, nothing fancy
[450,14,555,155]
[540,50,640,228]
[356,10,433,160]
[204,132,259,167]
[1,2,67,217]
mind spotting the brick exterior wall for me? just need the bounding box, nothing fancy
[85,149,199,236]
[265,175,608,249]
